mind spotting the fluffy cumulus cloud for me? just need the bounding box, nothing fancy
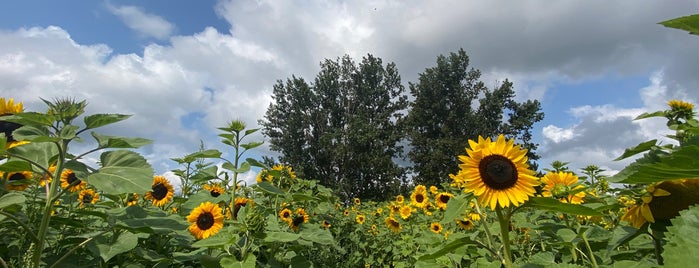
[1,0,699,182]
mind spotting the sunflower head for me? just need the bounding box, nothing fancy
[4,171,33,191]
[232,197,252,220]
[60,169,86,192]
[126,193,139,206]
[187,202,224,240]
[452,135,540,210]
[0,98,25,144]
[435,192,453,210]
[145,176,174,207]
[410,185,429,208]
[0,98,23,115]
[456,218,475,230]
[399,205,413,220]
[385,216,401,233]
[321,220,332,229]
[203,183,225,197]
[353,197,361,206]
[395,195,405,204]
[356,214,366,225]
[289,208,309,231]
[429,222,443,234]
[541,171,586,204]
[78,189,99,208]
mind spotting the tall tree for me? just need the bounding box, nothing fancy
[406,49,544,186]
[261,54,409,201]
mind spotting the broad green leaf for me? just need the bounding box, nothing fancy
[634,111,667,120]
[6,142,58,169]
[0,112,54,126]
[181,191,231,214]
[525,197,603,216]
[95,231,138,262]
[184,149,222,160]
[292,193,321,202]
[191,232,237,248]
[659,14,699,35]
[84,113,132,129]
[607,225,646,252]
[220,254,257,268]
[240,141,263,150]
[118,216,188,234]
[663,205,699,267]
[418,238,477,260]
[0,192,26,210]
[614,139,657,161]
[609,145,699,184]
[243,128,260,136]
[556,228,578,243]
[263,231,301,243]
[441,194,470,224]
[11,125,52,142]
[58,124,79,140]
[87,150,153,194]
[255,182,284,195]
[91,132,153,149]
[0,134,5,154]
[245,158,267,168]
[0,160,33,172]
[299,226,334,244]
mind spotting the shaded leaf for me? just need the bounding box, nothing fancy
[525,197,603,216]
[255,182,284,195]
[92,132,153,149]
[87,150,153,194]
[84,113,132,129]
[614,140,657,161]
[0,192,26,210]
[663,205,699,266]
[609,145,699,183]
[95,231,138,262]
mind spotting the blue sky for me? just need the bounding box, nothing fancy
[1,1,698,187]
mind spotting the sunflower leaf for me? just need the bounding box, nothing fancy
[663,204,699,266]
[6,142,58,169]
[0,112,54,126]
[93,231,139,262]
[91,132,153,149]
[255,182,284,195]
[12,125,53,142]
[441,194,470,224]
[263,231,301,243]
[614,139,658,161]
[418,237,477,261]
[83,113,132,130]
[87,150,153,194]
[659,14,699,35]
[0,192,26,210]
[525,197,603,216]
[608,145,699,184]
[0,160,33,172]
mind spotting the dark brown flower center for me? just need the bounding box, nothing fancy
[82,194,93,204]
[152,183,168,200]
[210,190,221,197]
[292,216,305,227]
[9,173,25,181]
[66,173,80,185]
[196,212,215,230]
[415,193,424,203]
[0,120,22,142]
[479,155,518,189]
[438,195,450,204]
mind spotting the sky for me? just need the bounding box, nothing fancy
[1,1,698,188]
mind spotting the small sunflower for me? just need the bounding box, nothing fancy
[232,197,252,220]
[40,165,57,187]
[388,203,401,215]
[60,169,86,192]
[399,205,413,220]
[78,189,99,208]
[126,193,139,206]
[356,214,366,225]
[279,208,293,224]
[203,183,225,197]
[541,171,586,204]
[343,209,351,217]
[353,197,361,206]
[374,208,383,217]
[4,171,32,191]
[410,185,429,208]
[435,192,453,210]
[452,135,540,210]
[144,176,174,207]
[395,195,405,204]
[456,218,475,230]
[289,208,309,231]
[187,202,224,240]
[429,185,439,195]
[321,220,332,229]
[385,216,401,233]
[429,222,443,234]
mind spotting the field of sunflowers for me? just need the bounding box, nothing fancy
[1,96,699,268]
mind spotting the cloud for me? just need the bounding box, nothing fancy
[107,4,175,40]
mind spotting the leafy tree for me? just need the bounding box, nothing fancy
[260,54,408,201]
[405,48,544,186]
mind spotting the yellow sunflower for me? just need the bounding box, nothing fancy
[0,98,25,147]
[40,165,57,187]
[410,185,429,208]
[126,193,139,206]
[4,171,32,191]
[60,169,86,192]
[353,197,361,206]
[429,222,443,234]
[356,214,366,225]
[203,183,225,197]
[622,179,699,228]
[395,195,405,204]
[429,185,439,195]
[435,192,453,210]
[321,220,332,229]
[279,208,293,224]
[78,189,99,208]
[541,171,586,204]
[456,218,475,230]
[187,202,224,240]
[0,98,23,115]
[399,205,413,220]
[144,176,174,207]
[232,197,252,220]
[289,208,309,231]
[388,203,401,215]
[343,209,351,217]
[452,135,540,210]
[385,216,401,233]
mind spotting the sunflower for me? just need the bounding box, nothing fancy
[343,209,351,217]
[356,214,366,225]
[429,186,439,195]
[232,197,252,220]
[541,171,586,204]
[187,202,224,240]
[289,208,309,231]
[374,208,383,217]
[60,169,86,192]
[388,203,401,215]
[395,195,405,204]
[353,197,361,206]
[321,220,332,229]
[126,193,139,206]
[4,171,32,191]
[385,216,401,233]
[429,222,443,234]
[0,98,24,146]
[78,189,99,208]
[456,218,475,230]
[279,208,293,224]
[435,192,453,210]
[452,135,540,210]
[399,205,413,220]
[144,176,174,207]
[410,185,429,208]
[40,165,57,187]
[203,183,225,197]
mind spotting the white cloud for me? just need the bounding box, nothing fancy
[542,125,577,143]
[107,4,175,40]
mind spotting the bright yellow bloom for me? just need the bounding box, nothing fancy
[435,192,453,210]
[541,171,586,204]
[0,98,23,115]
[232,197,252,220]
[187,202,224,239]
[395,195,405,204]
[356,214,366,225]
[385,216,401,233]
[410,185,429,208]
[279,208,293,223]
[668,99,694,111]
[203,183,225,197]
[78,189,99,208]
[456,218,475,230]
[126,193,139,206]
[621,183,671,228]
[429,222,443,234]
[144,176,174,207]
[289,208,309,231]
[353,197,361,206]
[3,171,32,191]
[429,186,439,195]
[399,205,413,220]
[452,135,540,210]
[60,169,86,192]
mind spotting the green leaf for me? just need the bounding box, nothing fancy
[525,197,603,216]
[192,232,237,248]
[255,182,284,195]
[614,139,657,161]
[0,192,26,210]
[240,141,263,150]
[58,124,79,140]
[185,149,223,161]
[659,14,699,35]
[609,145,699,183]
[6,142,58,169]
[0,160,33,172]
[299,226,334,244]
[243,128,260,136]
[95,231,138,262]
[220,254,257,268]
[556,228,578,243]
[0,112,54,126]
[91,132,153,149]
[263,231,301,243]
[634,111,667,120]
[441,194,470,224]
[245,158,266,168]
[118,216,188,234]
[84,113,132,129]
[12,125,52,142]
[418,238,477,260]
[663,205,699,266]
[87,150,153,194]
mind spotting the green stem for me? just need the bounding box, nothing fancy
[0,211,40,243]
[49,230,109,268]
[495,206,513,268]
[580,231,599,268]
[473,200,497,252]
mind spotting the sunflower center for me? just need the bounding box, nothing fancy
[0,121,22,142]
[479,155,518,189]
[552,184,570,198]
[439,195,450,204]
[82,194,93,204]
[9,173,25,181]
[66,173,80,185]
[152,183,168,200]
[415,194,424,203]
[196,212,215,230]
[210,190,221,197]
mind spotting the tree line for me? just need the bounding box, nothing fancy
[260,48,544,202]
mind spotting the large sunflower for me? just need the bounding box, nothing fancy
[144,176,174,207]
[3,171,32,191]
[60,169,86,192]
[452,135,540,210]
[78,189,99,208]
[187,202,224,240]
[541,171,586,204]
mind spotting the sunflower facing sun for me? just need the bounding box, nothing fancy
[144,176,174,207]
[187,202,224,240]
[60,169,87,192]
[452,134,540,210]
[541,171,586,204]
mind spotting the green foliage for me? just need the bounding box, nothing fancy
[659,13,699,35]
[663,205,699,266]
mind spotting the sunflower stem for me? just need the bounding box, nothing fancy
[32,140,67,268]
[473,200,497,253]
[495,206,513,268]
[580,231,599,268]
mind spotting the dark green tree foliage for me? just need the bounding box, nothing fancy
[261,54,408,201]
[406,49,544,186]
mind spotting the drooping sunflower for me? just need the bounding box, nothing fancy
[429,222,443,234]
[410,185,429,208]
[126,193,139,206]
[541,171,586,204]
[4,171,32,191]
[388,203,401,215]
[456,218,475,230]
[279,208,293,224]
[435,192,453,210]
[0,98,25,148]
[203,183,225,197]
[60,169,86,192]
[356,214,366,225]
[144,176,174,207]
[289,208,309,231]
[452,135,540,210]
[187,202,224,240]
[622,179,699,228]
[78,189,99,208]
[385,216,401,233]
[399,205,413,220]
